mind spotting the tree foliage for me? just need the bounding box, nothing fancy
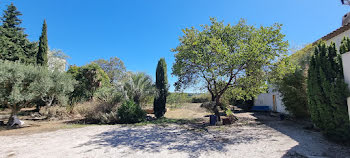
[0,60,75,125]
[67,63,110,103]
[154,58,168,118]
[307,40,350,142]
[277,69,309,118]
[48,49,69,71]
[172,18,289,120]
[37,20,48,66]
[32,69,76,107]
[93,57,126,83]
[0,3,37,64]
[272,45,313,118]
[123,72,154,106]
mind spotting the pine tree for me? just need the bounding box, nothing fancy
[37,20,48,66]
[1,3,23,30]
[0,3,37,64]
[307,40,350,142]
[154,58,168,118]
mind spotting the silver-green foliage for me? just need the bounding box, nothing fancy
[0,60,75,116]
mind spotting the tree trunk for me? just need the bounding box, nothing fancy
[7,107,19,127]
[214,96,221,121]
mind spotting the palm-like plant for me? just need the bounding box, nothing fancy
[123,72,155,105]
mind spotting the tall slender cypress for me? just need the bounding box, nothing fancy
[154,58,168,118]
[37,20,48,66]
[307,40,350,142]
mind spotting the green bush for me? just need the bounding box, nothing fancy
[117,100,146,124]
[67,63,110,104]
[94,86,123,105]
[308,40,350,142]
[167,92,191,107]
[277,69,309,118]
[191,93,210,103]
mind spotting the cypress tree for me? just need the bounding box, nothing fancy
[154,58,168,118]
[0,3,37,64]
[37,20,48,66]
[307,40,350,142]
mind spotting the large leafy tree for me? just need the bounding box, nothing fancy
[308,40,350,142]
[0,60,75,125]
[93,57,126,83]
[172,18,289,120]
[67,63,110,103]
[0,3,37,64]
[37,20,48,66]
[154,58,168,118]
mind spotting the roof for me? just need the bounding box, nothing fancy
[313,23,350,45]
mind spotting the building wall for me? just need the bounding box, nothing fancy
[325,29,350,48]
[342,52,350,121]
[254,87,288,114]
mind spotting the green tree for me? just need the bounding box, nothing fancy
[0,60,75,125]
[172,18,289,120]
[37,20,48,66]
[93,57,126,83]
[277,69,309,118]
[307,40,350,142]
[32,70,76,107]
[123,72,155,105]
[67,63,110,103]
[0,3,37,64]
[154,58,168,118]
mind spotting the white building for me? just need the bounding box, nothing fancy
[254,12,350,116]
[254,86,287,114]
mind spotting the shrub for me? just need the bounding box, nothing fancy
[191,94,210,103]
[277,69,309,118]
[200,101,216,112]
[39,106,70,120]
[74,101,119,124]
[117,100,146,124]
[93,86,123,105]
[307,40,350,142]
[167,93,191,105]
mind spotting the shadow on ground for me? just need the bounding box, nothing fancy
[76,123,265,158]
[252,112,350,158]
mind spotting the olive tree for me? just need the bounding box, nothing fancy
[172,18,289,120]
[0,60,76,125]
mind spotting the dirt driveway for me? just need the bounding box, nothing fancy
[1,111,350,158]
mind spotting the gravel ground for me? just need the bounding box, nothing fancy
[1,114,350,158]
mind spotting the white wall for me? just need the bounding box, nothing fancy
[342,52,350,90]
[325,29,350,48]
[342,52,350,121]
[254,87,288,114]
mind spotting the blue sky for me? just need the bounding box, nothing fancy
[1,0,349,92]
